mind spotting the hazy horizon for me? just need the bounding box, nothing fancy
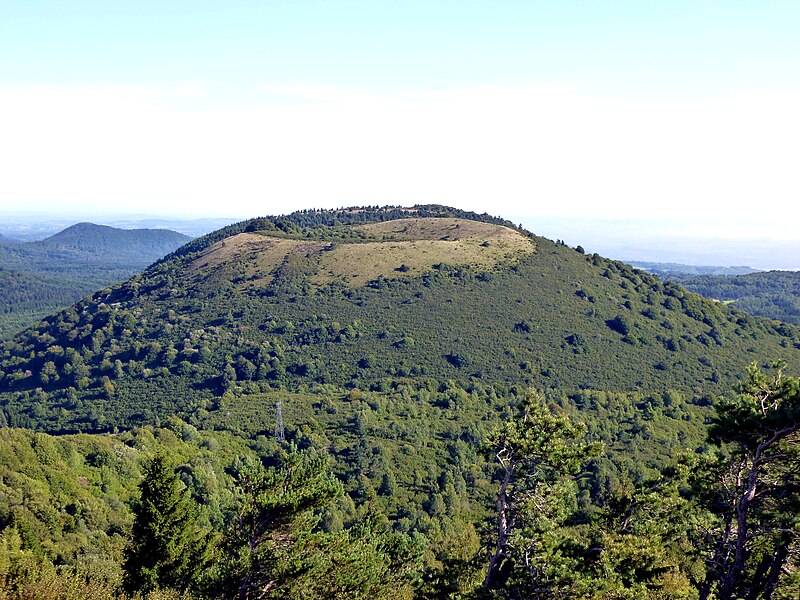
[1,209,796,271]
[2,1,799,254]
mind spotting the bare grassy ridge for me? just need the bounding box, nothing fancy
[356,217,521,241]
[188,234,326,288]
[314,218,534,287]
[188,218,535,289]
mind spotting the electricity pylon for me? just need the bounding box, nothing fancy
[274,400,286,443]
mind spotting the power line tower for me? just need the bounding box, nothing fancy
[274,400,286,443]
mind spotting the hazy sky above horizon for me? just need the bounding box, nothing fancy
[2,1,799,246]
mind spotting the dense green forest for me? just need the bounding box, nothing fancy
[0,223,191,339]
[672,271,800,325]
[629,262,759,278]
[628,264,800,325]
[1,206,799,598]
[3,364,800,598]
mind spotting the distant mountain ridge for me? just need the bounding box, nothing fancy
[21,222,192,264]
[0,222,190,274]
[0,216,233,242]
[0,222,192,338]
[629,261,760,277]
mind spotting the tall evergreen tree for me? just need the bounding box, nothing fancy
[122,454,211,595]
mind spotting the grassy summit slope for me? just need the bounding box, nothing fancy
[0,205,798,433]
[315,218,532,286]
[188,217,533,289]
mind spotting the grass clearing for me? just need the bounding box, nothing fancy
[188,233,325,286]
[317,218,535,286]
[358,217,523,241]
[188,218,535,289]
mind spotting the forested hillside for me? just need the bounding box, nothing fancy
[630,262,759,277]
[2,206,800,598]
[1,206,797,433]
[0,223,191,339]
[4,366,800,599]
[673,270,800,325]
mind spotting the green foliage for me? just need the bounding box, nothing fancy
[218,447,424,599]
[671,270,800,325]
[122,455,212,595]
[607,314,631,335]
[482,389,601,594]
[695,362,800,600]
[3,365,800,598]
[480,394,710,599]
[0,422,255,596]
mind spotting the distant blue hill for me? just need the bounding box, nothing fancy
[37,222,192,261]
[629,261,760,277]
[0,223,192,338]
[0,223,191,270]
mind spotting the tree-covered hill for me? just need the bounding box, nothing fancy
[671,270,800,325]
[42,222,190,255]
[0,224,192,339]
[0,223,192,271]
[629,261,760,277]
[1,205,797,434]
[2,206,800,598]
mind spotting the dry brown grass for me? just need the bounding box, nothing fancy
[186,218,535,290]
[314,218,534,287]
[357,217,521,242]
[187,233,326,287]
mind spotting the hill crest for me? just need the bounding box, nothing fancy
[1,205,799,433]
[188,217,534,289]
[40,222,191,250]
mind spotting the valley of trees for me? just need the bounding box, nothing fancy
[629,263,759,278]
[1,206,800,598]
[628,264,800,326]
[672,271,800,326]
[3,363,800,598]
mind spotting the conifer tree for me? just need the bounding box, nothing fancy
[122,454,211,595]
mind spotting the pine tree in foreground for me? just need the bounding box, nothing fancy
[122,454,211,596]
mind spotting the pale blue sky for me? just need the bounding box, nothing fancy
[4,2,798,94]
[1,1,799,257]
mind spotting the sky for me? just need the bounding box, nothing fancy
[1,1,799,265]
